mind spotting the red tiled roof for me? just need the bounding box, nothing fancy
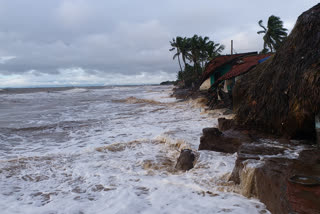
[217,53,273,82]
[201,54,244,82]
[200,52,258,85]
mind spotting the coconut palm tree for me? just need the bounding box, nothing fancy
[257,15,288,52]
[170,35,225,87]
[179,37,190,69]
[206,41,224,60]
[169,37,183,72]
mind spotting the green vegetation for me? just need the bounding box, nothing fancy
[160,81,176,85]
[170,35,224,88]
[169,15,287,88]
[257,15,288,53]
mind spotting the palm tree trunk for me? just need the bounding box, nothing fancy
[182,56,187,70]
[177,55,183,72]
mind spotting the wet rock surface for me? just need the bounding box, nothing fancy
[200,119,320,213]
[229,143,286,184]
[199,128,251,153]
[228,142,320,214]
[171,88,191,100]
[175,149,196,171]
[218,118,235,131]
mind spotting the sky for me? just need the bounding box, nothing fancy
[0,0,319,88]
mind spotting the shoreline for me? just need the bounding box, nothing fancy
[171,87,320,214]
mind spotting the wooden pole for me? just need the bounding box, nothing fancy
[231,40,233,55]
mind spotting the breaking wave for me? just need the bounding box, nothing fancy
[0,85,270,214]
[112,96,163,105]
[63,88,89,93]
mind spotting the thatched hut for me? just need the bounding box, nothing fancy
[233,3,320,140]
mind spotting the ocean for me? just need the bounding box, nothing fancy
[0,85,270,214]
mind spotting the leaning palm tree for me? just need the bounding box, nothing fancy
[257,15,288,52]
[169,37,183,72]
[179,37,190,69]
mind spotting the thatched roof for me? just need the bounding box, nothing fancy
[233,3,320,140]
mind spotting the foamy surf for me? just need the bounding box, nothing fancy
[0,85,270,213]
[62,88,89,93]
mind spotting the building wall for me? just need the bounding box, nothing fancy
[199,78,211,91]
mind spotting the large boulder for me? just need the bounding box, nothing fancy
[229,143,286,184]
[199,128,251,153]
[233,3,320,140]
[229,143,320,214]
[175,149,196,171]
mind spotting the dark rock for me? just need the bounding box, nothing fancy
[202,128,222,136]
[199,128,250,153]
[171,88,190,100]
[238,144,286,156]
[175,149,196,171]
[218,118,235,131]
[229,143,286,184]
[229,142,320,214]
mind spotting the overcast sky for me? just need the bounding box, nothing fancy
[0,0,318,87]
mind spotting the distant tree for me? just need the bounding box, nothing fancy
[257,15,288,52]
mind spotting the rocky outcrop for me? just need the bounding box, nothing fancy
[199,128,251,153]
[229,143,286,184]
[199,117,320,213]
[228,143,320,214]
[171,88,191,100]
[171,87,208,101]
[175,149,196,171]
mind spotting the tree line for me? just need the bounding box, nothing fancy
[169,35,224,88]
[170,15,288,88]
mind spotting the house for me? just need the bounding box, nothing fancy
[199,52,272,92]
[211,53,273,92]
[199,52,257,91]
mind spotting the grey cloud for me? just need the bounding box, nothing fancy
[0,0,318,86]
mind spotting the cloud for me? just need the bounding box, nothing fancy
[0,56,16,64]
[0,0,318,87]
[0,67,176,88]
[56,0,93,28]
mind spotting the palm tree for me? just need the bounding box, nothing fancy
[169,37,183,72]
[169,35,225,88]
[179,37,190,69]
[206,41,224,60]
[198,36,210,70]
[257,15,288,52]
[187,35,199,65]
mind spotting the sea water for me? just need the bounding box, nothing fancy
[0,85,270,214]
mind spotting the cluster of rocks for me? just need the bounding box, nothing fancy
[197,118,320,214]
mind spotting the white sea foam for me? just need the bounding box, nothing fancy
[63,88,89,93]
[0,85,271,213]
